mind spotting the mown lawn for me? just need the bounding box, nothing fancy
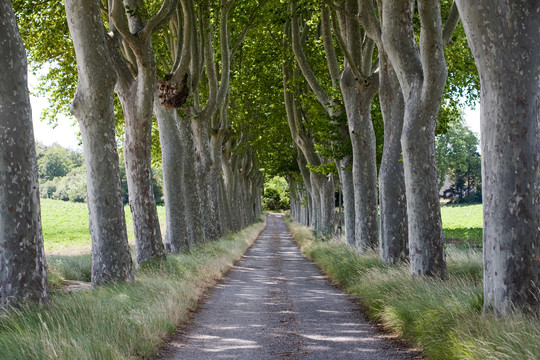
[440,203,482,245]
[40,198,166,253]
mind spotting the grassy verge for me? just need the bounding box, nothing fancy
[440,203,482,245]
[0,218,266,360]
[284,216,539,360]
[41,199,166,254]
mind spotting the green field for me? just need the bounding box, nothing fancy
[40,199,166,253]
[40,199,482,252]
[440,203,483,245]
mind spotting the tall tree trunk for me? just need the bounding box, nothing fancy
[178,116,205,244]
[0,0,48,308]
[340,67,379,250]
[191,118,221,240]
[336,158,355,244]
[117,64,165,264]
[109,0,175,265]
[211,130,228,232]
[456,0,540,315]
[381,0,447,278]
[378,51,408,264]
[154,95,189,252]
[66,0,133,285]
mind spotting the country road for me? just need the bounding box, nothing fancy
[155,214,421,360]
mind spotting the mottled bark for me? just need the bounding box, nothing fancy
[0,0,48,308]
[312,172,335,235]
[66,0,133,285]
[340,67,379,250]
[222,141,240,232]
[110,1,169,265]
[118,72,164,265]
[153,95,189,252]
[381,0,447,278]
[336,158,355,244]
[378,51,408,264]
[178,116,205,244]
[191,118,221,240]
[456,0,540,314]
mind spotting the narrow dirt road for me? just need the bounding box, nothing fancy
[155,214,420,360]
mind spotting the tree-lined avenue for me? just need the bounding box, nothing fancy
[155,214,420,360]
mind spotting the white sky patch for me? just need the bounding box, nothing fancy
[463,103,480,137]
[28,70,81,151]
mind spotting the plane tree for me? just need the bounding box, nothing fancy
[0,0,48,308]
[455,0,540,315]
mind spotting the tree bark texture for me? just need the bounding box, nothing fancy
[340,67,379,250]
[191,118,221,240]
[110,0,170,265]
[178,116,205,244]
[116,58,165,265]
[456,0,540,315]
[378,50,408,264]
[154,95,189,252]
[0,0,48,308]
[66,0,134,285]
[336,158,355,245]
[381,0,447,278]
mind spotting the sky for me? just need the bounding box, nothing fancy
[30,94,82,150]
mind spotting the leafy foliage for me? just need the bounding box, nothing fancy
[262,176,290,210]
[436,121,481,203]
[36,143,164,205]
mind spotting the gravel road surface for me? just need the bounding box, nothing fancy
[155,214,421,360]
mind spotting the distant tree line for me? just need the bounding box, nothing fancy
[36,142,164,205]
[436,121,481,204]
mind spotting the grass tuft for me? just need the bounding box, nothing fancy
[284,214,540,360]
[0,217,266,360]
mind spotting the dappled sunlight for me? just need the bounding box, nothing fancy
[161,214,414,359]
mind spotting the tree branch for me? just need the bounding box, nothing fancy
[419,0,446,92]
[141,0,176,39]
[290,3,334,113]
[380,0,422,96]
[442,2,459,47]
[358,0,381,45]
[170,0,193,81]
[109,0,138,49]
[331,10,363,80]
[321,4,340,89]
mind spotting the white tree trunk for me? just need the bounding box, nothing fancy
[378,51,408,264]
[0,0,48,307]
[456,0,540,314]
[66,0,133,285]
[153,95,189,252]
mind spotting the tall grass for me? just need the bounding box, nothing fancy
[285,216,539,360]
[0,219,266,360]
